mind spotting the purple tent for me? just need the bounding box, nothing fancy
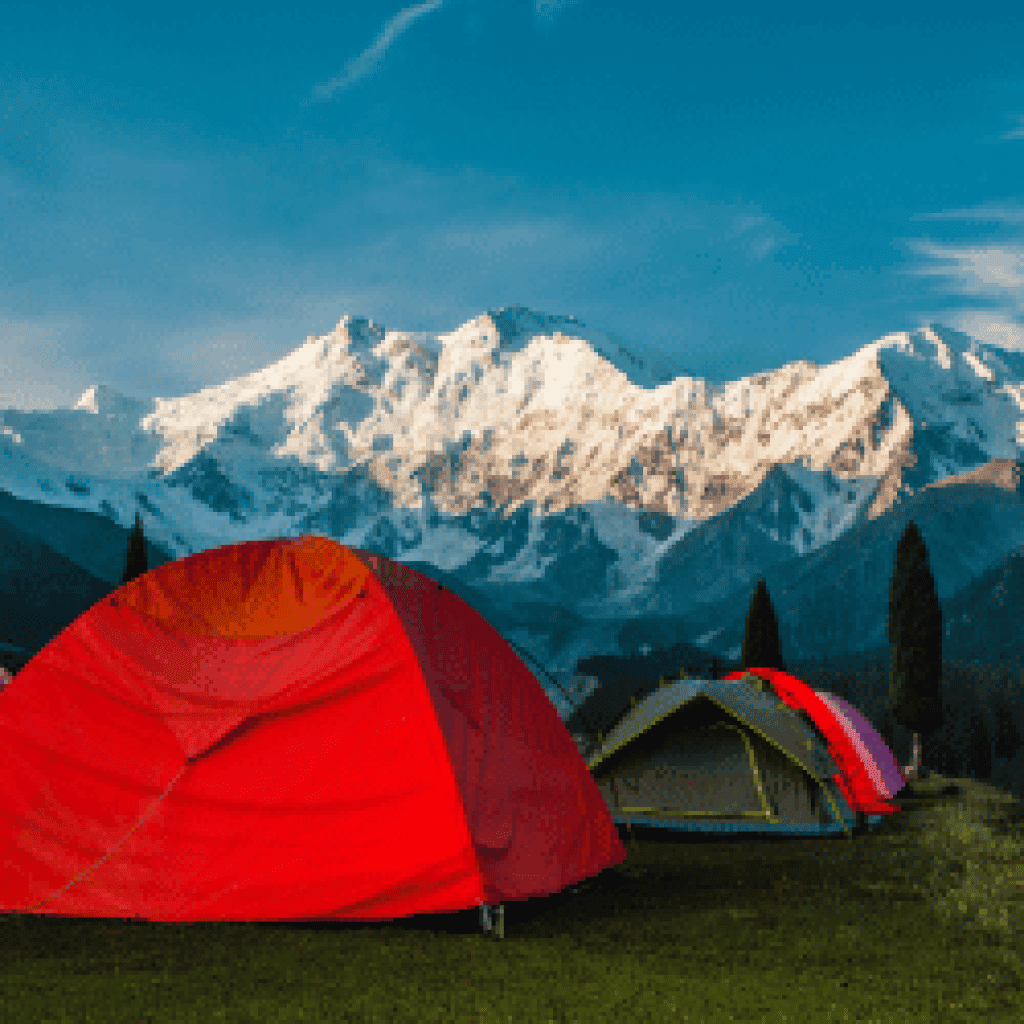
[815,691,906,800]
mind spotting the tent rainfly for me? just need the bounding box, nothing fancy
[721,668,907,827]
[0,536,626,933]
[586,678,857,836]
[814,691,906,811]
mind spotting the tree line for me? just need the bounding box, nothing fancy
[8,511,1024,786]
[567,518,1023,780]
[121,511,148,587]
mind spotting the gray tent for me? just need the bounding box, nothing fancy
[586,678,856,836]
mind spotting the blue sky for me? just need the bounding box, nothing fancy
[3,1,1023,412]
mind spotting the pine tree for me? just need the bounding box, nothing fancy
[121,511,148,587]
[885,519,944,776]
[991,689,1022,761]
[967,708,992,779]
[740,576,786,673]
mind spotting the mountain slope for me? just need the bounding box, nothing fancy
[653,459,1024,663]
[0,516,122,666]
[2,307,1023,708]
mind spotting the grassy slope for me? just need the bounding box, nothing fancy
[2,775,1022,1022]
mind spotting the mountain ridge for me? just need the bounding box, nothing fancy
[3,305,1023,714]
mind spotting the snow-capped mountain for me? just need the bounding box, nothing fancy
[2,306,1024,715]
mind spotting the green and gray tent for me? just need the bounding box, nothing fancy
[586,679,856,836]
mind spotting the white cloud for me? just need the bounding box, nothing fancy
[904,241,1024,297]
[896,202,1024,353]
[310,0,447,101]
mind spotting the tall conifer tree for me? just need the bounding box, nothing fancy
[885,519,944,776]
[121,511,148,587]
[740,576,786,673]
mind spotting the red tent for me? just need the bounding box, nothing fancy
[0,535,624,924]
[720,667,901,819]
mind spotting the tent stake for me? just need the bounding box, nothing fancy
[479,902,504,939]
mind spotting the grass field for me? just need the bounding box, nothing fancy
[2,772,1022,1023]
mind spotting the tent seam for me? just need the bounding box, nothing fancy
[18,762,193,915]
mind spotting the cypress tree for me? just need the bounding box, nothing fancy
[740,576,786,672]
[885,520,944,775]
[121,511,148,587]
[967,708,992,779]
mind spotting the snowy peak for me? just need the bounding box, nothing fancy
[433,305,688,391]
[2,306,1023,573]
[868,325,1024,455]
[337,314,386,356]
[487,304,688,388]
[133,314,395,476]
[73,384,153,420]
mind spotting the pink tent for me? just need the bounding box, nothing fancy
[815,691,906,800]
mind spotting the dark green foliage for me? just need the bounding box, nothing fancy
[740,576,786,673]
[923,710,959,777]
[991,690,1022,761]
[567,638,745,742]
[120,512,148,587]
[968,708,992,779]
[885,520,944,738]
[878,706,897,757]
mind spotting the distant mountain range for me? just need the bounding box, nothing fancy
[2,306,1023,717]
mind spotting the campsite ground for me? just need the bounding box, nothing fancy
[2,772,1022,1022]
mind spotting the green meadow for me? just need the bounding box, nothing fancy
[2,772,1022,1023]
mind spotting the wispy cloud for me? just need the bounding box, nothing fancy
[896,203,1024,352]
[1000,115,1024,140]
[903,241,1024,297]
[911,203,1024,225]
[310,0,447,102]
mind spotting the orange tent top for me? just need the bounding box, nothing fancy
[0,535,624,923]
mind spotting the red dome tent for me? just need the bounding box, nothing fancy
[0,536,625,926]
[720,667,904,824]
